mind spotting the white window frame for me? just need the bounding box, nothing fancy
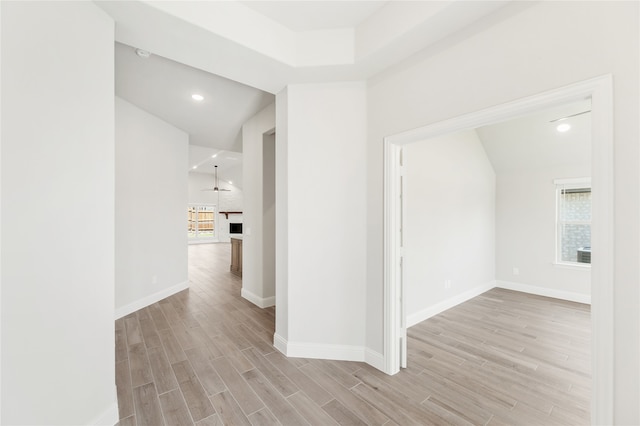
[188,204,218,243]
[554,177,591,267]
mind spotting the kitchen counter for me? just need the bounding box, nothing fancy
[230,237,242,277]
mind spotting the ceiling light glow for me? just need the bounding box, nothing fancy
[557,123,571,132]
[211,154,217,158]
[191,94,204,101]
[135,48,150,59]
[192,165,198,169]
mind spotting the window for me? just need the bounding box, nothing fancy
[555,178,591,265]
[188,205,216,241]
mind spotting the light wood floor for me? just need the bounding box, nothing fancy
[116,243,591,425]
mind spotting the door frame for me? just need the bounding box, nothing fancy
[383,75,614,424]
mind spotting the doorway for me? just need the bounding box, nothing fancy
[383,75,614,423]
[262,131,276,301]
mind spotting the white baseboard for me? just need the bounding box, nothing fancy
[285,342,366,361]
[496,280,591,304]
[364,348,385,371]
[88,400,119,425]
[273,333,288,355]
[273,333,385,372]
[273,334,372,362]
[187,240,220,245]
[241,288,275,308]
[407,281,496,328]
[115,281,190,319]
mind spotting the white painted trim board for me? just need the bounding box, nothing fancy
[407,281,496,328]
[274,333,384,371]
[496,280,591,305]
[241,288,275,308]
[114,281,190,319]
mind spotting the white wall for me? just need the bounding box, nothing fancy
[366,2,638,422]
[495,165,591,302]
[242,103,276,307]
[115,97,188,317]
[188,171,244,243]
[475,101,592,302]
[404,130,495,326]
[275,82,369,362]
[1,2,117,424]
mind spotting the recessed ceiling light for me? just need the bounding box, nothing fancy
[192,165,198,169]
[192,94,204,101]
[228,181,233,185]
[557,123,571,132]
[135,48,151,59]
[211,154,217,158]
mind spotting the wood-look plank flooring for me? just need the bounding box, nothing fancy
[116,243,591,425]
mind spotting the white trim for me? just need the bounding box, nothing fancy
[553,261,591,270]
[87,400,119,426]
[555,179,592,265]
[589,74,614,426]
[114,281,190,319]
[273,333,288,355]
[496,280,591,305]
[273,333,385,368]
[383,75,614,425]
[241,288,275,308]
[407,281,496,328]
[188,239,220,245]
[364,348,385,371]
[188,203,219,242]
[285,342,365,362]
[553,177,591,185]
[273,336,368,362]
[382,139,403,375]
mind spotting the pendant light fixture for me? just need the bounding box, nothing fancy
[202,165,231,192]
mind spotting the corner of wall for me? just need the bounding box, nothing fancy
[273,335,371,364]
[240,288,275,309]
[364,348,385,372]
[407,281,496,328]
[495,280,591,304]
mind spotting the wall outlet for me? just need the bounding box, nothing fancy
[445,280,451,289]
[512,267,519,276]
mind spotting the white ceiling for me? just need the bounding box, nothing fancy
[189,146,244,188]
[477,99,592,173]
[98,1,518,93]
[239,1,388,31]
[109,0,523,183]
[115,42,274,152]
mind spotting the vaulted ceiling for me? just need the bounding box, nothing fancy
[115,42,274,153]
[477,99,592,173]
